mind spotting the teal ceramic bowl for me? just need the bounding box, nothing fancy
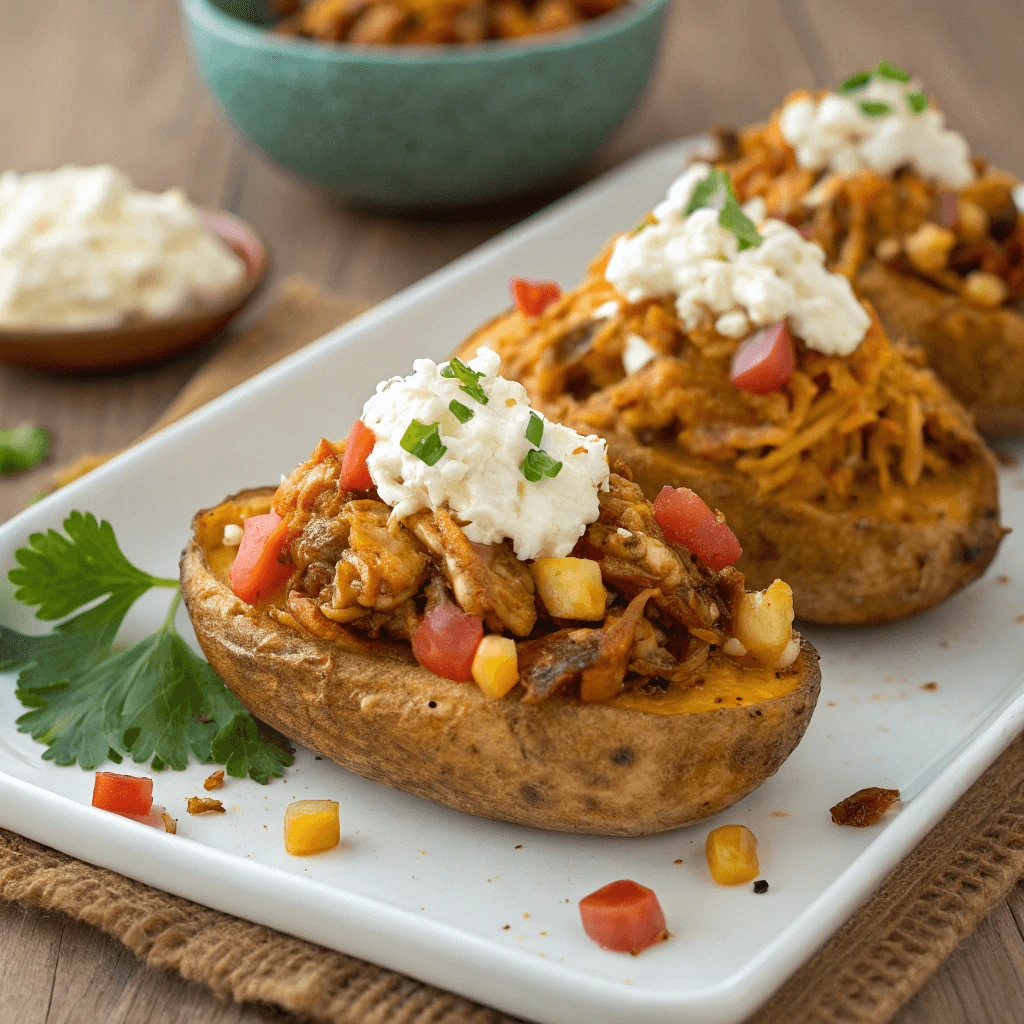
[180,0,670,208]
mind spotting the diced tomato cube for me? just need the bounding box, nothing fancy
[653,486,742,571]
[730,321,794,395]
[92,772,153,817]
[579,879,667,954]
[411,603,484,682]
[229,511,294,605]
[511,277,561,317]
[340,419,375,492]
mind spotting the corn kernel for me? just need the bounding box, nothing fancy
[472,635,520,700]
[284,800,340,856]
[963,270,1009,308]
[904,222,957,274]
[530,557,606,620]
[732,579,794,667]
[957,199,989,242]
[705,825,759,885]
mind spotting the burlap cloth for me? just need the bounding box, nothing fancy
[3,277,1024,1024]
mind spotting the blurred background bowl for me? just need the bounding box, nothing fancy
[180,0,670,209]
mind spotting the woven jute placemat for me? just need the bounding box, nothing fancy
[3,277,1024,1024]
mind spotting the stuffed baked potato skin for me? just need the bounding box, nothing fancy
[181,489,821,836]
[856,262,1024,436]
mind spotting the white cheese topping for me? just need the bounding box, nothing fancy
[0,165,246,328]
[779,79,974,190]
[362,347,609,561]
[605,163,871,356]
[622,333,657,374]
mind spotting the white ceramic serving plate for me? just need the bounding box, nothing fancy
[2,138,1024,1024]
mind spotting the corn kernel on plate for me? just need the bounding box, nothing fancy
[2,138,1024,1024]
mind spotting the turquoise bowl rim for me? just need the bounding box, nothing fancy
[182,0,671,65]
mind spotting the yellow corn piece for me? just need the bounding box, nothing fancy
[472,635,520,700]
[732,579,794,667]
[705,825,759,885]
[530,557,605,620]
[284,800,340,856]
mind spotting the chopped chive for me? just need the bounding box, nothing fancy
[838,70,871,93]
[520,449,562,483]
[449,399,474,424]
[400,420,447,466]
[441,357,488,405]
[858,100,893,118]
[874,59,910,83]
[525,411,544,447]
[905,90,928,115]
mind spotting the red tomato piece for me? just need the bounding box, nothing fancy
[92,772,153,817]
[937,189,959,228]
[340,419,375,492]
[411,603,484,681]
[730,321,794,395]
[653,486,742,571]
[579,879,667,954]
[229,511,294,605]
[511,277,561,317]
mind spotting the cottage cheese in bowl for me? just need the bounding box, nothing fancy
[0,165,246,329]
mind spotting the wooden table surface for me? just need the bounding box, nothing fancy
[3,0,1024,1021]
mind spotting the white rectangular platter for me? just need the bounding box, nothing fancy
[2,138,1024,1024]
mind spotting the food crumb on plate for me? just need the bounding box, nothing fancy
[753,879,769,894]
[503,925,510,930]
[771,810,791,817]
[187,797,226,815]
[998,575,1011,584]
[203,769,225,791]
[921,681,939,691]
[673,859,683,864]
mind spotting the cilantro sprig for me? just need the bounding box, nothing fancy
[685,169,763,251]
[0,513,293,782]
[400,420,447,466]
[837,60,927,115]
[441,357,489,405]
[0,426,49,476]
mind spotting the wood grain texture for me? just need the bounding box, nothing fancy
[1,0,1023,1021]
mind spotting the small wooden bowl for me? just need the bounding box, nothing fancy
[0,210,267,372]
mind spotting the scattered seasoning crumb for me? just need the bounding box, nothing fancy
[830,787,900,827]
[315,756,323,760]
[827,701,838,707]
[503,924,510,930]
[1016,615,1024,625]
[673,859,683,864]
[540,931,547,936]
[753,879,769,894]
[161,813,177,835]
[187,797,226,815]
[523,912,530,918]
[203,769,225,791]
[515,844,523,849]
[770,810,791,818]
[939,640,949,648]
[998,575,1011,584]
[921,682,938,692]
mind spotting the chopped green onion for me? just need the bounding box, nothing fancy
[858,100,893,118]
[400,420,447,466]
[525,411,544,447]
[838,70,871,93]
[905,90,928,115]
[685,169,763,250]
[521,449,563,482]
[874,59,910,83]
[449,399,474,424]
[441,357,488,405]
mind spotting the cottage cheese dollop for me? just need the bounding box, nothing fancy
[605,163,871,356]
[362,347,609,560]
[778,78,974,190]
[0,165,246,328]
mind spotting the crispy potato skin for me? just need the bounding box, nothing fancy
[857,261,1024,436]
[181,490,821,835]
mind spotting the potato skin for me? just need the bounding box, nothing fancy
[180,494,821,836]
[857,261,1024,436]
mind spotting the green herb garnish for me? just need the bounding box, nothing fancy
[838,70,872,93]
[0,426,49,476]
[905,90,928,115]
[858,100,893,118]
[0,512,293,781]
[525,412,544,448]
[685,169,763,251]
[520,449,562,483]
[441,357,488,405]
[448,399,474,424]
[874,59,910,83]
[400,420,447,466]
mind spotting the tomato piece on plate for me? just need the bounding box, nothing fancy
[340,419,375,492]
[229,511,294,605]
[579,879,667,954]
[511,277,561,317]
[653,486,742,571]
[411,603,484,681]
[730,321,794,395]
[92,772,153,817]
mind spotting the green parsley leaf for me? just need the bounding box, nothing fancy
[525,412,544,448]
[448,399,474,424]
[874,59,910,83]
[520,449,563,483]
[441,357,488,405]
[858,100,893,118]
[0,426,49,476]
[685,169,763,250]
[838,70,871,93]
[400,420,447,466]
[718,198,763,251]
[905,90,928,115]
[685,168,726,216]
